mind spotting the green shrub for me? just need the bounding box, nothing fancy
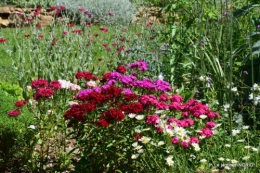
[0,90,36,172]
[0,81,23,100]
[55,0,136,25]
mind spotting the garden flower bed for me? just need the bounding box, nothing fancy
[0,0,260,172]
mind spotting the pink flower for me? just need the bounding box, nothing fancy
[102,43,108,47]
[189,136,199,144]
[59,5,66,10]
[146,115,160,125]
[170,95,183,103]
[108,12,114,16]
[205,122,216,129]
[0,38,6,43]
[180,141,189,148]
[100,28,108,32]
[70,84,81,91]
[198,128,213,138]
[171,137,179,144]
[8,110,21,117]
[169,102,181,111]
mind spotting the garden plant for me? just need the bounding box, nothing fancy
[0,0,260,172]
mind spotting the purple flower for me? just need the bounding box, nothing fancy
[76,89,93,98]
[108,12,114,16]
[224,11,228,16]
[243,71,248,75]
[258,25,260,29]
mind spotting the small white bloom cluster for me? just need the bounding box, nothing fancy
[127,113,144,120]
[165,155,174,166]
[249,83,260,105]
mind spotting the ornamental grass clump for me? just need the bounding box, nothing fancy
[55,0,136,25]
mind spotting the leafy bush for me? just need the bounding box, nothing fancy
[55,0,136,25]
[0,90,36,172]
[0,81,23,100]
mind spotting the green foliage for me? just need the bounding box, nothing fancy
[0,91,36,172]
[0,81,23,99]
[0,0,55,7]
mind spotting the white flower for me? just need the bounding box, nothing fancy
[237,139,245,142]
[165,155,174,166]
[135,129,141,133]
[226,158,230,161]
[231,87,237,92]
[135,115,145,120]
[158,73,164,80]
[200,159,207,163]
[134,145,143,150]
[190,154,196,159]
[231,159,238,164]
[155,110,164,114]
[232,129,240,136]
[199,76,205,81]
[131,154,139,159]
[211,169,219,173]
[223,104,230,111]
[225,144,231,147]
[142,128,150,131]
[158,141,165,146]
[242,156,250,161]
[139,136,151,144]
[137,149,144,153]
[244,146,251,149]
[218,157,225,161]
[128,113,136,118]
[192,143,200,152]
[47,110,54,114]
[28,125,36,129]
[86,80,96,87]
[69,101,78,106]
[251,147,259,152]
[132,142,138,147]
[174,126,186,136]
[242,125,249,130]
[199,115,207,119]
[224,166,230,170]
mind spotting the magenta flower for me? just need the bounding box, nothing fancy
[171,137,179,144]
[198,128,213,138]
[108,12,114,16]
[205,122,216,129]
[100,28,108,32]
[146,115,160,125]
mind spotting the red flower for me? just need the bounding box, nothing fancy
[59,5,66,10]
[49,80,61,90]
[15,100,28,107]
[8,109,21,117]
[38,34,44,38]
[120,103,143,114]
[116,65,127,74]
[25,34,30,38]
[100,28,108,32]
[101,108,125,122]
[51,42,56,46]
[102,43,108,47]
[93,33,98,37]
[31,79,48,89]
[0,38,6,43]
[34,88,54,100]
[96,119,109,127]
[134,133,143,140]
[124,93,138,102]
[62,31,68,35]
[75,71,97,80]
[67,23,74,27]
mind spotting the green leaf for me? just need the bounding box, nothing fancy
[233,4,260,18]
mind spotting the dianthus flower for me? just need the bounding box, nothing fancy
[154,80,172,92]
[101,85,122,99]
[31,79,48,89]
[205,122,216,129]
[33,88,54,100]
[49,80,61,90]
[96,119,110,127]
[120,103,143,114]
[181,141,189,148]
[14,100,28,107]
[189,136,200,144]
[124,93,138,102]
[101,108,125,122]
[116,65,127,74]
[146,115,160,125]
[8,109,21,117]
[171,137,179,144]
[75,71,98,80]
[156,101,169,110]
[159,93,169,101]
[169,102,181,111]
[129,61,148,71]
[170,95,183,103]
[198,128,213,138]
